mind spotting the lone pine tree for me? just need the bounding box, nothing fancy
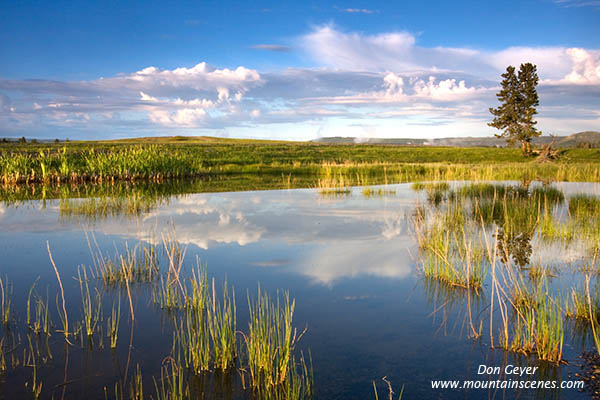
[489,63,540,156]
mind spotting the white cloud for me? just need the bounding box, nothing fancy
[1,27,598,139]
[148,108,206,127]
[557,48,600,85]
[412,77,481,100]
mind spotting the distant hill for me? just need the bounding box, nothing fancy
[313,131,600,148]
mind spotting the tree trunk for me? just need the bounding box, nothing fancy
[521,141,531,156]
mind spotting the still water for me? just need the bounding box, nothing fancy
[0,182,598,399]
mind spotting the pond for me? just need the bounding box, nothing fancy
[0,181,599,399]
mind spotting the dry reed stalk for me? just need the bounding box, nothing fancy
[47,241,68,338]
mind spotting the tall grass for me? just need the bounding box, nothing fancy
[47,242,69,339]
[0,276,12,325]
[3,141,599,188]
[77,267,102,337]
[414,200,488,290]
[107,295,121,349]
[244,287,309,393]
[153,359,189,400]
[27,281,50,335]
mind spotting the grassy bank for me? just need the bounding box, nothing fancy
[1,138,600,187]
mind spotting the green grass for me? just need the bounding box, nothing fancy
[0,276,12,326]
[77,267,102,338]
[1,139,600,190]
[244,286,310,394]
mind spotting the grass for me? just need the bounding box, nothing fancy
[373,377,403,400]
[413,182,585,363]
[27,281,51,335]
[244,287,308,392]
[0,276,12,326]
[88,238,159,287]
[107,295,121,349]
[362,187,396,198]
[1,139,600,190]
[414,200,488,291]
[47,242,69,339]
[153,359,189,400]
[77,267,102,337]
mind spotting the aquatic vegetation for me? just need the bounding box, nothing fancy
[153,359,189,400]
[77,267,102,337]
[25,335,43,399]
[89,239,159,287]
[373,376,403,400]
[414,201,488,290]
[107,295,121,349]
[362,187,396,198]
[0,276,12,326]
[244,287,308,393]
[317,167,351,195]
[207,279,237,371]
[47,242,69,339]
[26,282,50,335]
[565,286,600,322]
[569,194,600,220]
[411,182,449,192]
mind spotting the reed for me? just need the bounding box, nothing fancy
[25,335,43,399]
[129,364,144,400]
[585,275,600,355]
[207,278,237,371]
[154,276,184,310]
[27,283,51,335]
[253,352,313,400]
[362,187,396,198]
[245,287,307,391]
[88,236,158,287]
[414,207,487,290]
[153,359,189,400]
[0,276,12,326]
[317,167,351,195]
[77,267,102,337]
[47,242,69,339]
[175,264,210,373]
[107,294,121,349]
[373,376,403,400]
[535,296,564,362]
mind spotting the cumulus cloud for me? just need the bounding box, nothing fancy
[301,25,600,86]
[0,26,598,139]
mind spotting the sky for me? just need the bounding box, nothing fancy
[0,0,599,141]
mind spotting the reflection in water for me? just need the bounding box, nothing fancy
[0,182,599,398]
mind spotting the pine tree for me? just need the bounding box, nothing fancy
[489,63,540,155]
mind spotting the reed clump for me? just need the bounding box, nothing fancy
[0,276,13,326]
[89,239,159,287]
[243,286,311,399]
[175,266,237,373]
[77,267,102,338]
[414,199,488,291]
[27,281,50,335]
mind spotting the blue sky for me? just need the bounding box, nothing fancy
[1,0,599,140]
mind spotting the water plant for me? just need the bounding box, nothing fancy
[207,278,237,371]
[27,282,51,335]
[0,276,12,326]
[373,376,403,400]
[153,359,189,400]
[244,287,308,392]
[77,267,102,337]
[107,294,121,349]
[47,242,69,339]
